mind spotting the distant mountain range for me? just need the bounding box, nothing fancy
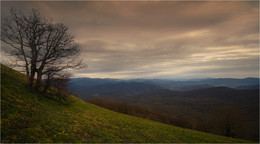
[69,81,161,98]
[69,77,259,98]
[68,77,259,141]
[129,77,259,90]
[68,77,259,126]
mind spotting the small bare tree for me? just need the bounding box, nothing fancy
[54,74,71,104]
[208,106,248,138]
[43,69,71,103]
[1,8,85,90]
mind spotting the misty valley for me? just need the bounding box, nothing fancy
[69,77,259,141]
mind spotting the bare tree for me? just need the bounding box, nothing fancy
[1,8,85,90]
[54,74,71,103]
[207,106,248,138]
[1,8,46,87]
[33,22,83,90]
[43,69,71,103]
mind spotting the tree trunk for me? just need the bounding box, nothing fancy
[42,77,51,94]
[28,60,37,88]
[28,73,35,87]
[28,71,35,88]
[35,72,43,90]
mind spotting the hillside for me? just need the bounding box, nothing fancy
[1,65,251,143]
[113,87,259,140]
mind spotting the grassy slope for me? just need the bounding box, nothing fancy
[1,65,251,143]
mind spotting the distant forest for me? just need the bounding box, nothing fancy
[69,78,259,141]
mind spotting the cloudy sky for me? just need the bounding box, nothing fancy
[1,1,259,79]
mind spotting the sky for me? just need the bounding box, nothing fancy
[1,1,259,79]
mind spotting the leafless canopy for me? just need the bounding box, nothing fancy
[1,8,86,91]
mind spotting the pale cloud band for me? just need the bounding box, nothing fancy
[1,1,259,79]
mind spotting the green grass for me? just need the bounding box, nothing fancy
[1,64,252,143]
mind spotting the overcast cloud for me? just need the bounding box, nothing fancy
[1,1,259,79]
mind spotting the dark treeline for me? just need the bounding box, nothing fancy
[88,97,258,141]
[88,97,196,129]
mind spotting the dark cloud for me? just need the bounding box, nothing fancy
[1,1,259,78]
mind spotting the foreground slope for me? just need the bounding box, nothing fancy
[1,65,251,143]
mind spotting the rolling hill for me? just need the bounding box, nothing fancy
[1,65,252,143]
[70,81,161,99]
[102,86,259,141]
[69,77,259,95]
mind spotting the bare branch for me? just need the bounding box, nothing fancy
[1,8,86,91]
